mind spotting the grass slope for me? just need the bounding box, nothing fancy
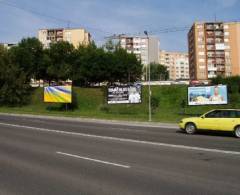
[0,86,239,123]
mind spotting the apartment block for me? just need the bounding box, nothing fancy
[38,28,91,48]
[159,50,189,80]
[188,21,240,80]
[119,35,160,66]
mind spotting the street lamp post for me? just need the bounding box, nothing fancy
[144,31,151,122]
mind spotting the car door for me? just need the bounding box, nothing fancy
[198,110,221,130]
[218,110,236,131]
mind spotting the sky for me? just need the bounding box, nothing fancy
[0,0,240,52]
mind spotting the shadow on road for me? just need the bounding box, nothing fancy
[176,129,236,138]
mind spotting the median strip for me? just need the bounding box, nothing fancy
[0,122,240,156]
[56,151,131,169]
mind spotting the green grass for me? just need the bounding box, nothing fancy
[0,86,240,123]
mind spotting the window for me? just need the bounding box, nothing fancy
[235,111,240,118]
[206,110,239,118]
[220,110,231,118]
[198,45,205,49]
[224,25,229,29]
[224,32,229,36]
[205,110,221,118]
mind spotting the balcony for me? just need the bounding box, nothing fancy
[207,46,215,50]
[207,53,215,58]
[206,32,215,37]
[216,58,225,64]
[208,74,217,78]
[215,32,224,37]
[215,38,224,43]
[217,68,225,72]
[215,54,225,58]
[208,66,217,71]
[206,25,214,30]
[206,39,215,44]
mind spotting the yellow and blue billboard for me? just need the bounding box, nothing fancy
[44,86,72,103]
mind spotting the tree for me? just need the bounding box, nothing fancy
[72,44,142,86]
[0,45,30,106]
[47,41,75,82]
[211,75,240,94]
[72,43,104,86]
[111,48,142,83]
[103,39,120,52]
[144,63,169,81]
[9,38,44,81]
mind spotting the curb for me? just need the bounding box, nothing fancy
[0,112,179,129]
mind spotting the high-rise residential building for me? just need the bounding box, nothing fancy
[119,35,160,66]
[38,28,91,48]
[188,21,240,81]
[159,50,189,80]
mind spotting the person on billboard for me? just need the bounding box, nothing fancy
[209,86,224,102]
[128,87,141,103]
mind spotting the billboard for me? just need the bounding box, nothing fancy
[108,85,141,104]
[188,85,228,105]
[44,86,72,103]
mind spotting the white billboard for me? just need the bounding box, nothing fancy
[107,85,142,104]
[188,85,228,106]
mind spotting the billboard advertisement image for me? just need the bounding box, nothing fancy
[188,85,228,105]
[108,85,141,104]
[44,86,72,103]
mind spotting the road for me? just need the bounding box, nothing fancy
[0,114,239,195]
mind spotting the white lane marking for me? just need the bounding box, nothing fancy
[0,122,240,155]
[57,151,130,169]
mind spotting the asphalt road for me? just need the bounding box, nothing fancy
[0,114,240,195]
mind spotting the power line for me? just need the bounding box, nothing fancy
[1,0,239,40]
[0,0,112,35]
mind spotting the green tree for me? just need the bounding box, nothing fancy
[211,75,240,94]
[72,44,142,86]
[9,38,44,81]
[47,41,75,82]
[144,63,169,81]
[111,48,142,83]
[0,45,30,106]
[103,39,121,52]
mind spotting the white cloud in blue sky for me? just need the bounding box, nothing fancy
[0,0,239,51]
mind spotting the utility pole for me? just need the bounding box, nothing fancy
[144,31,152,122]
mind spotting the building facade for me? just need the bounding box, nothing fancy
[38,28,91,48]
[0,43,16,49]
[188,21,240,81]
[159,50,189,80]
[119,35,160,66]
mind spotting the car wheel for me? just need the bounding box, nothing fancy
[234,126,240,138]
[185,123,196,134]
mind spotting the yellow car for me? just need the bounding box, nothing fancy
[179,109,240,138]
